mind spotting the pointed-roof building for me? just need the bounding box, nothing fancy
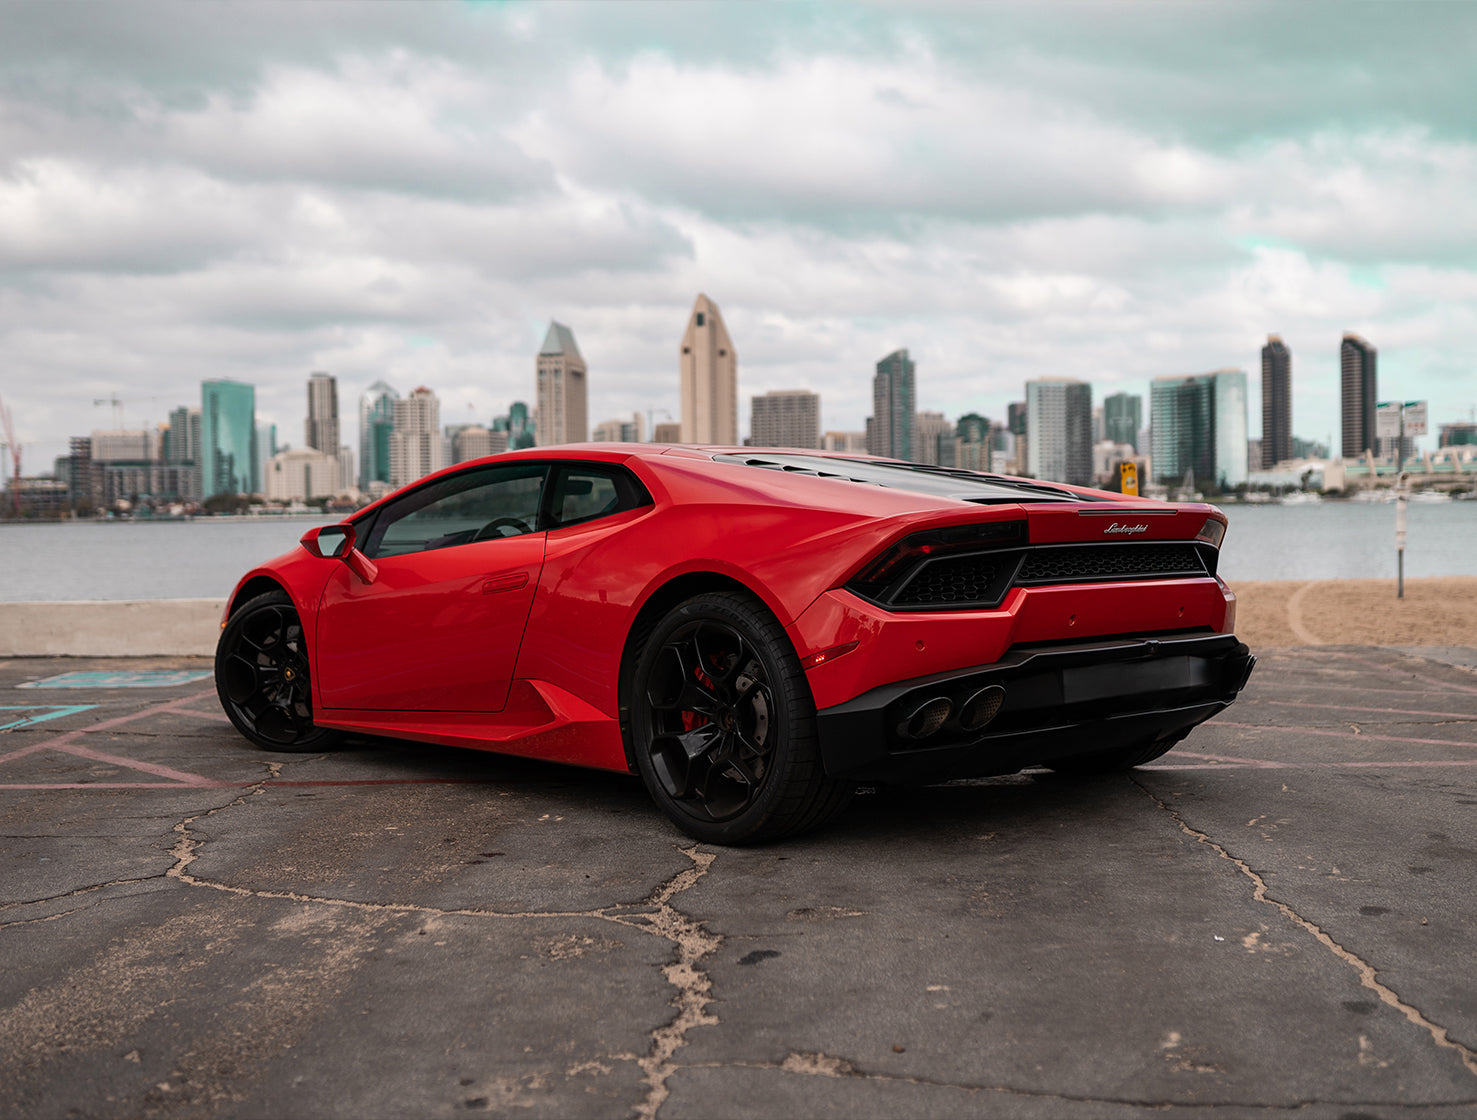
[679,294,737,445]
[536,321,587,446]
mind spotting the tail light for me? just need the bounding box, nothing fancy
[848,519,1026,604]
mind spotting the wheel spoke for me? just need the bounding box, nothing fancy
[221,599,318,747]
[638,610,788,824]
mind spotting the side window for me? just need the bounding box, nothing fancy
[361,464,547,559]
[548,465,651,528]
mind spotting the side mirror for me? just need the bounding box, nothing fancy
[300,524,355,559]
[300,524,378,584]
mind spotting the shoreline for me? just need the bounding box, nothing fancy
[1,578,1474,658]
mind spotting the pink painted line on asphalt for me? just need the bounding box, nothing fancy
[1213,721,1476,749]
[1307,650,1477,695]
[0,688,223,786]
[1251,682,1477,699]
[0,778,507,790]
[50,740,219,786]
[0,689,219,762]
[1259,699,1477,720]
[1147,758,1477,771]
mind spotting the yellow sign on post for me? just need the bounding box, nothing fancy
[1119,461,1139,496]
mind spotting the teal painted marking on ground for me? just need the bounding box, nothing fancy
[18,671,215,690]
[0,705,98,731]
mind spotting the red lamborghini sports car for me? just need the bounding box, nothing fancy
[216,445,1255,843]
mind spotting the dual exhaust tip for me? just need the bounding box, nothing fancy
[895,684,1007,742]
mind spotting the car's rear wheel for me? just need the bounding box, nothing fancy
[1044,733,1183,775]
[630,591,852,844]
[216,590,339,753]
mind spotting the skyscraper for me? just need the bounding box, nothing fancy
[1261,336,1292,468]
[1103,392,1142,452]
[536,321,587,446]
[750,389,820,449]
[1025,378,1092,486]
[1340,333,1378,459]
[388,386,442,486]
[200,380,256,500]
[679,294,738,444]
[1150,369,1249,489]
[954,413,989,472]
[913,411,954,467]
[305,371,340,454]
[869,349,915,460]
[358,381,398,490]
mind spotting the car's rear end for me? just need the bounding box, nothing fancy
[781,475,1254,782]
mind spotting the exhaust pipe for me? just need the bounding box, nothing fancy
[959,685,1007,732]
[896,697,952,741]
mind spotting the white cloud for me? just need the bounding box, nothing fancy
[3,2,1477,474]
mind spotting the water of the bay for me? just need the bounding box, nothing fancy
[0,501,1473,602]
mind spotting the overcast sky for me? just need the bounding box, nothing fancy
[3,0,1475,471]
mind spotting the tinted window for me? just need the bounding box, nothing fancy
[548,465,651,528]
[361,464,547,558]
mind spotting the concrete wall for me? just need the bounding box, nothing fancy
[0,600,225,657]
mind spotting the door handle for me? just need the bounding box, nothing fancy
[481,572,529,595]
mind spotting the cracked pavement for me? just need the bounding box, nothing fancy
[1,647,1475,1119]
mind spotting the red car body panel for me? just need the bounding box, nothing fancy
[221,444,1252,781]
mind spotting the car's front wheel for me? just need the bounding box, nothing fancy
[215,589,339,753]
[629,591,852,844]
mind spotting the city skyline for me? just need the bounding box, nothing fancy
[4,5,1477,473]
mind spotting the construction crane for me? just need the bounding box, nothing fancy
[93,397,125,428]
[0,394,20,518]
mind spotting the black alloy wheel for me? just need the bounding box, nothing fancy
[215,590,339,752]
[630,591,852,844]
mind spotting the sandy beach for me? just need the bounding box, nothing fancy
[1229,576,1477,649]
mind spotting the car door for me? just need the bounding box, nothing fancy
[313,462,548,713]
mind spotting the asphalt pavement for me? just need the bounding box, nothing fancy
[2,647,1475,1119]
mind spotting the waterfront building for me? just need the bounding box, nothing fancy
[264,447,342,503]
[255,424,276,493]
[822,430,867,453]
[163,408,199,465]
[954,413,989,472]
[388,386,443,486]
[679,294,738,445]
[1440,422,1477,447]
[869,350,915,460]
[305,371,340,455]
[750,390,820,449]
[913,410,954,467]
[1340,333,1378,459]
[450,425,495,463]
[1103,392,1142,452]
[1006,399,1029,474]
[1150,369,1249,489]
[592,414,645,443]
[536,322,587,446]
[358,381,398,490]
[200,379,257,500]
[1261,336,1292,468]
[90,429,159,462]
[1026,378,1092,486]
[1093,440,1138,486]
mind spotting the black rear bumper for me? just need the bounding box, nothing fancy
[815,633,1256,783]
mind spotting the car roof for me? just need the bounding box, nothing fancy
[485,444,1100,506]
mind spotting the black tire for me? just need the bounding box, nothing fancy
[629,591,853,844]
[1043,733,1182,776]
[215,590,340,753]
